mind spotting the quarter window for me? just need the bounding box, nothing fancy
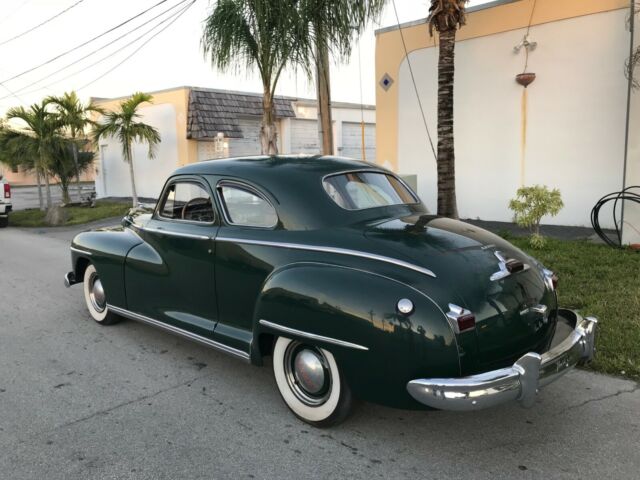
[218,183,278,228]
[158,182,214,223]
[323,172,418,210]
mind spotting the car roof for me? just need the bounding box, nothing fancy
[173,155,382,179]
[171,155,421,230]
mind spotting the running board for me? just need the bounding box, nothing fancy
[107,304,250,363]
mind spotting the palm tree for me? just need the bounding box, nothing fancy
[201,0,306,154]
[46,92,104,201]
[6,102,66,210]
[428,0,468,218]
[93,92,160,207]
[299,1,386,155]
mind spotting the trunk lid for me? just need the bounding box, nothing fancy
[364,215,558,374]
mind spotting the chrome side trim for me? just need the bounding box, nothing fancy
[71,246,92,256]
[107,304,250,362]
[217,237,437,278]
[141,226,210,241]
[259,319,369,351]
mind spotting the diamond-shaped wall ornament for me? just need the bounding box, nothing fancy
[379,73,394,91]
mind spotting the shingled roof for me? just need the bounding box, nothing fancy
[187,88,296,140]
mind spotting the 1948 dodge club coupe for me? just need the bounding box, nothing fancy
[64,156,597,426]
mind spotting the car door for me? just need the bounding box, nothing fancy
[124,176,219,337]
[211,179,280,353]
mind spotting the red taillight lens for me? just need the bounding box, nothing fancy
[3,183,9,199]
[447,304,476,334]
[457,314,476,332]
[551,274,559,290]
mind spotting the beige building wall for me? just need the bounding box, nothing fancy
[622,7,640,245]
[375,0,631,228]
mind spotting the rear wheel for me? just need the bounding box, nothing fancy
[83,264,120,325]
[272,336,353,427]
[0,216,8,228]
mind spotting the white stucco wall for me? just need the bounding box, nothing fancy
[397,9,629,227]
[622,11,640,245]
[95,103,179,200]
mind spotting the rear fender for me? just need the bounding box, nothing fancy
[252,263,460,408]
[70,227,143,308]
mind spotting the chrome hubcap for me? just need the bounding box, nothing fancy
[89,273,106,313]
[284,342,332,406]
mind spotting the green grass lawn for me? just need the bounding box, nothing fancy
[10,201,130,228]
[511,237,640,380]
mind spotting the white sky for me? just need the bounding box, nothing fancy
[0,0,490,116]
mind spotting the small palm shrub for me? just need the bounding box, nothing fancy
[509,185,564,248]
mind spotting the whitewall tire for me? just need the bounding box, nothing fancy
[83,264,119,325]
[273,336,353,427]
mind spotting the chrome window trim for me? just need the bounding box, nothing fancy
[259,319,369,351]
[215,180,279,229]
[154,178,216,226]
[71,246,92,256]
[321,169,421,211]
[107,304,250,362]
[216,236,437,278]
[141,226,210,241]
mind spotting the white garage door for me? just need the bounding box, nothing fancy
[229,118,263,157]
[290,119,319,155]
[341,122,376,161]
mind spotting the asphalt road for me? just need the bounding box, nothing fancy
[1,225,639,480]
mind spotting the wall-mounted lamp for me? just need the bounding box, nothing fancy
[513,35,537,54]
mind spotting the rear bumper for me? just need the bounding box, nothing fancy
[407,309,597,411]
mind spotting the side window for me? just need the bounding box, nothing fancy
[218,183,278,228]
[158,182,214,223]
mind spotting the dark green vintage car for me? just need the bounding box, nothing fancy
[65,156,597,426]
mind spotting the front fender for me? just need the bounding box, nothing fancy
[253,263,460,409]
[70,227,142,308]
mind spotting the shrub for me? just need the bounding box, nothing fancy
[509,185,564,248]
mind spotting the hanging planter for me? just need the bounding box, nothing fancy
[516,72,537,88]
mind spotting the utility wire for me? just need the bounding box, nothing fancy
[0,0,86,48]
[391,0,437,161]
[0,0,191,100]
[0,0,170,84]
[76,0,195,93]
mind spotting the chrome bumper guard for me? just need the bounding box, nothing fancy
[407,309,597,411]
[63,271,77,288]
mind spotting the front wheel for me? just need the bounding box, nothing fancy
[83,264,120,325]
[272,336,353,427]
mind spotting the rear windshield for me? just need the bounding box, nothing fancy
[323,171,418,211]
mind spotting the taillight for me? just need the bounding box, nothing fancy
[3,183,9,199]
[446,304,476,334]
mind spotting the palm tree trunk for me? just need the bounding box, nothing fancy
[60,179,71,204]
[36,170,44,211]
[72,141,81,202]
[126,144,139,207]
[316,37,334,155]
[260,88,278,155]
[436,28,459,219]
[44,171,52,209]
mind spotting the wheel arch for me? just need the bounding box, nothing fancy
[252,262,460,408]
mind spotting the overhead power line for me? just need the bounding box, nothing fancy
[391,0,437,162]
[0,0,170,85]
[76,1,196,92]
[0,0,191,100]
[0,0,86,48]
